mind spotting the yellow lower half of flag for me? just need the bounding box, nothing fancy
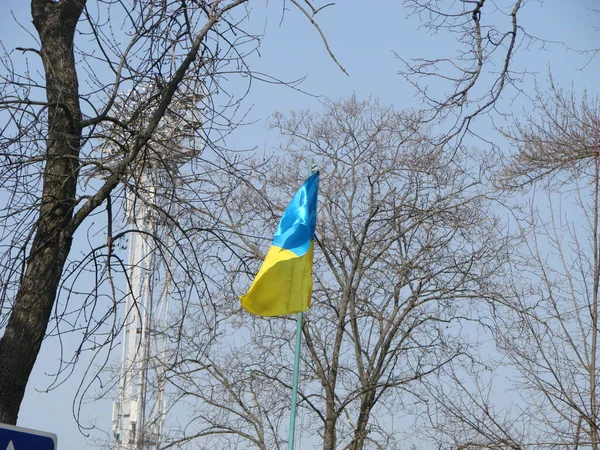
[240,243,314,317]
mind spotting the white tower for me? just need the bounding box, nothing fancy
[112,170,170,449]
[109,86,204,449]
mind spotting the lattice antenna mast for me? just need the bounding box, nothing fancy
[107,83,204,450]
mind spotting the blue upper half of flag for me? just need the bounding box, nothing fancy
[272,171,319,256]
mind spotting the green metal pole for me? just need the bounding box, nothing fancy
[288,159,315,450]
[288,311,303,450]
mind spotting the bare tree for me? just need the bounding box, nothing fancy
[398,1,598,145]
[406,84,600,450]
[163,97,507,449]
[413,352,529,449]
[497,80,599,188]
[493,85,600,449]
[0,0,341,426]
[430,84,600,449]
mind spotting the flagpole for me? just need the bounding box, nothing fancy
[288,159,315,450]
[288,311,303,450]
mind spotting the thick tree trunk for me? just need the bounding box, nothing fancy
[322,394,337,450]
[349,390,375,450]
[0,0,85,424]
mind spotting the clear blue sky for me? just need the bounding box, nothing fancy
[1,0,598,448]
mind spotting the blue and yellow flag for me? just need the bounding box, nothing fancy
[240,172,319,317]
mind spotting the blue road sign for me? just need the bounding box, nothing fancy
[0,423,57,450]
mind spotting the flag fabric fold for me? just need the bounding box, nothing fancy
[240,171,319,317]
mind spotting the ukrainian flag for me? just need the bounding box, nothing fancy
[240,171,319,317]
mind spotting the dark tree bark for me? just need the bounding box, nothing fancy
[0,0,346,438]
[0,0,85,424]
[350,390,376,450]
